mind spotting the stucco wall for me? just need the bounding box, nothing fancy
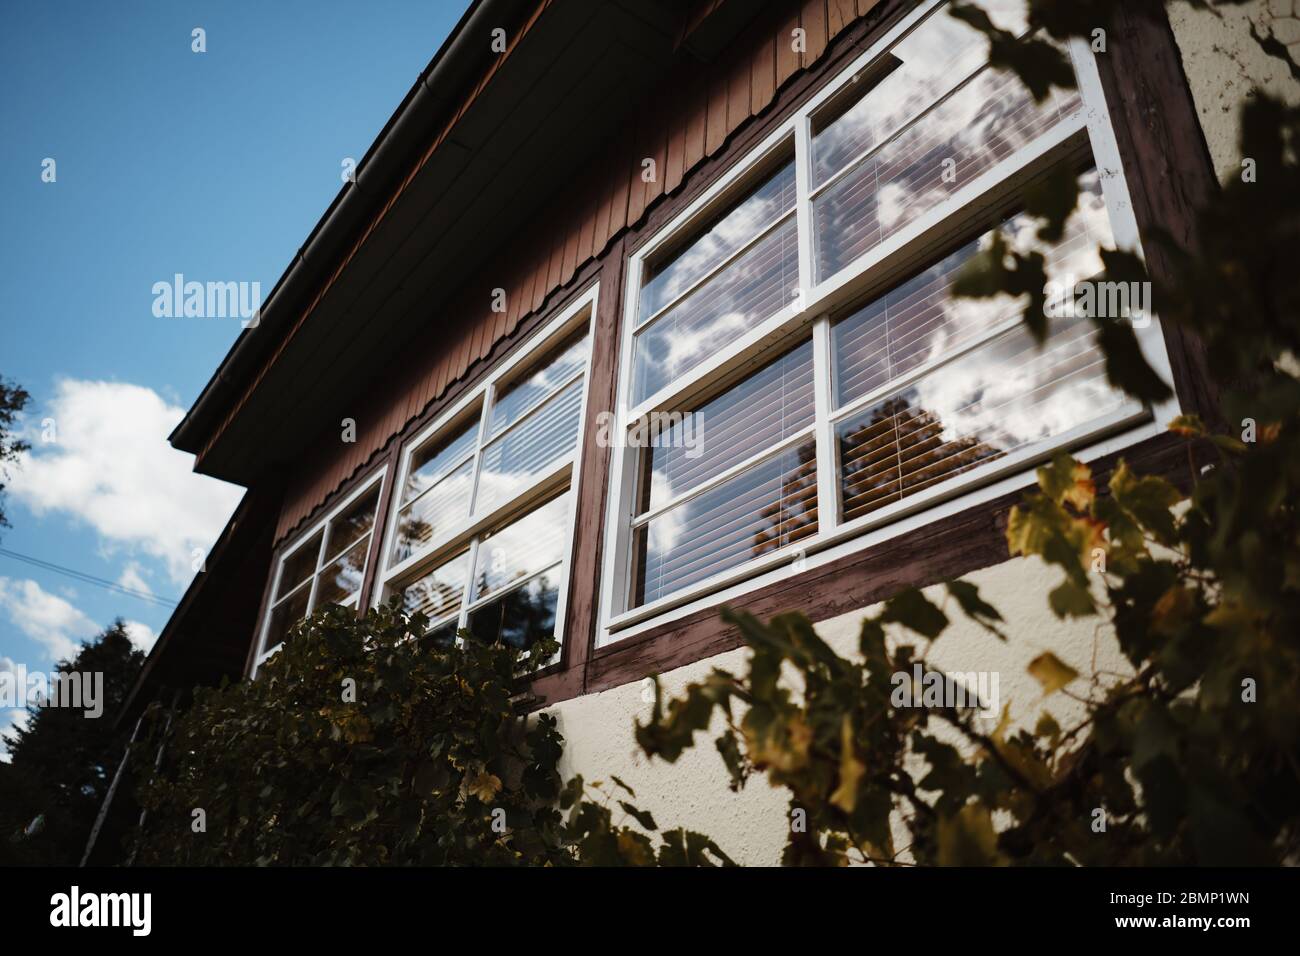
[1169,0,1300,179]
[549,555,1124,866]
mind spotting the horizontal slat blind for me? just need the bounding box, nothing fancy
[832,169,1112,408]
[838,311,1130,522]
[489,332,590,436]
[401,551,469,623]
[633,214,800,403]
[811,2,1014,186]
[814,63,1080,279]
[640,159,797,322]
[644,339,815,511]
[634,439,817,606]
[314,536,370,606]
[402,422,477,507]
[472,493,569,599]
[390,459,475,564]
[476,377,584,514]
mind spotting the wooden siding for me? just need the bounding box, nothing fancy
[273,0,885,545]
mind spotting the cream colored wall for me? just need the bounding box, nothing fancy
[549,555,1122,866]
[1168,0,1300,179]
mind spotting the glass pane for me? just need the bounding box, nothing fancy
[833,169,1112,408]
[467,574,560,650]
[277,531,322,599]
[633,215,799,404]
[813,57,1080,280]
[837,313,1133,523]
[489,332,590,436]
[633,440,817,607]
[314,536,370,606]
[640,157,797,323]
[472,494,570,599]
[390,459,475,564]
[402,419,477,507]
[400,551,469,623]
[642,339,815,513]
[476,378,583,515]
[265,581,310,649]
[812,1,1031,186]
[323,485,380,562]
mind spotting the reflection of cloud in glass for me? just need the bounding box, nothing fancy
[641,160,796,319]
[634,217,799,402]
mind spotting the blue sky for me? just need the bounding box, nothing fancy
[0,0,468,741]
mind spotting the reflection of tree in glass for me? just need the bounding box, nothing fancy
[839,392,999,522]
[468,575,557,650]
[751,439,819,556]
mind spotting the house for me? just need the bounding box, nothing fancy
[118,0,1279,864]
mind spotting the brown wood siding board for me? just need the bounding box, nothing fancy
[644,97,669,213]
[775,11,801,88]
[801,0,829,67]
[604,128,633,245]
[727,53,751,142]
[751,30,777,115]
[829,0,857,37]
[665,84,687,195]
[705,66,729,155]
[857,0,880,16]
[683,82,708,172]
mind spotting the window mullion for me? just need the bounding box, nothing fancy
[812,314,839,538]
[794,113,816,308]
[469,385,495,515]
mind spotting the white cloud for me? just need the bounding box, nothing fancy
[121,619,157,653]
[117,562,152,597]
[10,379,242,584]
[0,577,98,661]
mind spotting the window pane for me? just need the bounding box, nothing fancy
[476,378,583,515]
[277,531,322,599]
[314,536,371,607]
[633,440,817,607]
[490,332,589,437]
[390,459,475,564]
[467,574,559,650]
[402,420,477,507]
[640,157,797,323]
[265,582,310,649]
[633,215,799,404]
[323,485,379,563]
[812,1,1031,186]
[642,339,815,513]
[838,313,1132,523]
[813,54,1080,280]
[833,169,1112,408]
[472,494,569,599]
[400,551,469,623]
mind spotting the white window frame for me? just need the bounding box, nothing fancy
[598,0,1181,647]
[371,283,599,656]
[252,467,388,677]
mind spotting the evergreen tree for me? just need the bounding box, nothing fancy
[0,620,144,865]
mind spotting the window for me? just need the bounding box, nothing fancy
[254,473,385,673]
[375,287,597,655]
[601,0,1177,643]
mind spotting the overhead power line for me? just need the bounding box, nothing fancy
[0,547,179,609]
